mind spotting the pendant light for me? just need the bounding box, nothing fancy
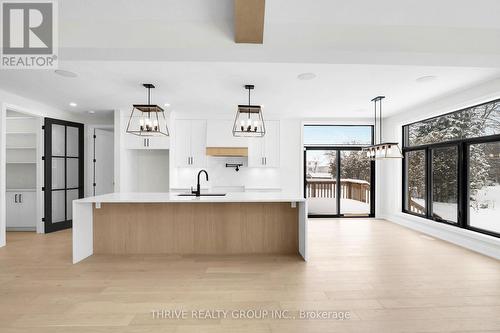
[126,83,169,137]
[232,84,265,137]
[362,96,403,160]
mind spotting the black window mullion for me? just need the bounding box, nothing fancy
[64,126,68,222]
[457,143,465,228]
[426,147,432,219]
[336,149,341,216]
[462,143,470,230]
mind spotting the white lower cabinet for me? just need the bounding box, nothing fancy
[248,120,280,168]
[6,191,36,229]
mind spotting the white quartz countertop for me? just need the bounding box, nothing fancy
[74,192,305,204]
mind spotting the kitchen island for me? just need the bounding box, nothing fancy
[72,192,307,263]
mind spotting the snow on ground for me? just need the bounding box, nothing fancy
[470,185,500,233]
[413,185,499,233]
[307,197,370,215]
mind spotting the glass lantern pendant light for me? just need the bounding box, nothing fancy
[232,84,265,137]
[126,83,169,137]
[362,96,403,160]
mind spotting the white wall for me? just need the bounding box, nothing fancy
[378,78,500,259]
[0,88,112,247]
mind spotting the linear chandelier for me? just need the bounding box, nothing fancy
[362,96,403,160]
[232,84,265,137]
[126,83,169,137]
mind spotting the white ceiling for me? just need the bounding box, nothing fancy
[1,0,500,118]
[1,62,498,118]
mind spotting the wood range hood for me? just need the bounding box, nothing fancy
[206,147,248,157]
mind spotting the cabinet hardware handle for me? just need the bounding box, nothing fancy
[19,194,22,203]
[191,157,194,165]
[148,138,150,147]
[15,194,18,203]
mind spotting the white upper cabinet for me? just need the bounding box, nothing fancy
[122,115,170,150]
[248,120,280,168]
[175,119,207,168]
[206,120,248,147]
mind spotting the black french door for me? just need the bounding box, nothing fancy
[304,147,375,218]
[44,118,84,233]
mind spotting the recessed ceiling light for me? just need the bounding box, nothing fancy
[54,69,78,78]
[297,73,316,80]
[69,102,77,107]
[88,110,95,114]
[416,75,437,83]
[164,103,170,107]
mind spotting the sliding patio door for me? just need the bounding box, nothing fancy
[305,148,374,217]
[44,118,84,233]
[305,149,338,215]
[303,125,374,218]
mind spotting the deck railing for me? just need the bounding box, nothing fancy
[306,179,370,203]
[408,198,425,215]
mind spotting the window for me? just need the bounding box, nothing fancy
[404,99,500,147]
[304,125,373,146]
[431,146,458,223]
[404,150,426,216]
[468,141,500,234]
[402,98,500,238]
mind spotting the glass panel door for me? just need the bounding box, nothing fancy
[44,118,84,233]
[305,150,338,215]
[339,150,372,216]
[305,148,374,217]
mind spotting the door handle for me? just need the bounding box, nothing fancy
[15,194,18,203]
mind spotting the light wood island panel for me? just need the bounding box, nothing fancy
[93,202,299,255]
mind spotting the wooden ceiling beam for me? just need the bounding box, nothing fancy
[234,0,265,44]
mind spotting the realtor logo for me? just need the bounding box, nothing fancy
[1,0,58,69]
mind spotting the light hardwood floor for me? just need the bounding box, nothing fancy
[1,219,500,332]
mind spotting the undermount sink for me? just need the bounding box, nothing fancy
[177,193,227,197]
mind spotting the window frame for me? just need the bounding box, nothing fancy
[303,124,375,218]
[403,98,500,148]
[402,99,500,238]
[303,124,374,147]
[403,149,427,218]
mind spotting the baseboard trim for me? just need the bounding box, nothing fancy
[381,212,500,260]
[6,227,36,232]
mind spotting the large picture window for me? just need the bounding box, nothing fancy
[468,141,500,234]
[403,98,500,237]
[431,146,458,223]
[404,150,426,216]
